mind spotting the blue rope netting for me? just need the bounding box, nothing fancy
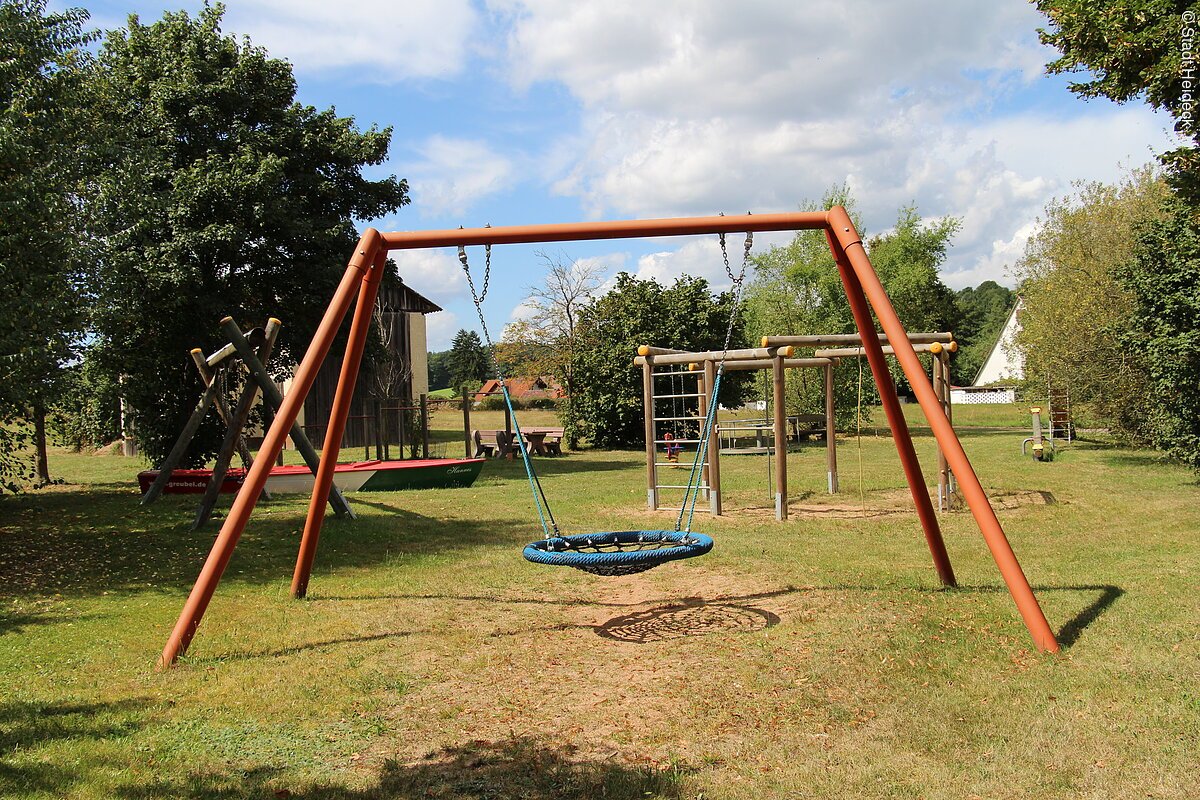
[523,530,714,576]
[461,225,749,576]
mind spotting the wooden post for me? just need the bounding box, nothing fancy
[933,352,948,512]
[942,350,956,505]
[824,361,838,494]
[695,365,710,503]
[462,392,472,459]
[373,398,383,460]
[773,354,788,520]
[420,394,429,458]
[193,318,281,529]
[705,360,722,516]
[140,369,221,505]
[219,318,354,519]
[190,348,256,471]
[643,362,657,510]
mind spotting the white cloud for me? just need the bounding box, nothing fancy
[221,0,477,81]
[495,0,1179,290]
[389,248,468,302]
[401,136,516,217]
[424,309,462,352]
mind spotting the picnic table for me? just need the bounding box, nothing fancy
[473,427,564,458]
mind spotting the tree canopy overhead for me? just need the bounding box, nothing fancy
[1036,1,1200,198]
[85,4,409,464]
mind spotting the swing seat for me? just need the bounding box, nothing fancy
[523,530,714,576]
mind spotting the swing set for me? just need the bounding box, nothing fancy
[159,210,1061,668]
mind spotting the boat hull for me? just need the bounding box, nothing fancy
[137,458,485,495]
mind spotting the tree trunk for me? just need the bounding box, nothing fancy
[33,401,50,487]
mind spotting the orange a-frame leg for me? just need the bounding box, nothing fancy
[824,229,956,588]
[158,229,385,668]
[826,207,1060,653]
[291,249,386,598]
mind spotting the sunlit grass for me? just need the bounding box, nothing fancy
[1,407,1197,799]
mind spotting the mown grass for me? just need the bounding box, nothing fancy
[1,406,1197,799]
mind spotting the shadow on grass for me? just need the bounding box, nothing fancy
[0,698,157,798]
[0,484,533,603]
[114,737,688,800]
[943,583,1124,649]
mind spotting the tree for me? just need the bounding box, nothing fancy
[570,274,751,449]
[500,251,603,446]
[426,349,452,392]
[1035,1,1200,199]
[0,0,97,489]
[1116,197,1200,469]
[1014,168,1171,436]
[952,281,1016,385]
[745,187,860,427]
[84,5,409,465]
[745,188,962,425]
[447,329,489,393]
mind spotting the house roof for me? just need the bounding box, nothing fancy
[474,376,564,401]
[972,297,1024,386]
[377,279,442,315]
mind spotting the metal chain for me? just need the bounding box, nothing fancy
[459,240,560,538]
[677,218,753,533]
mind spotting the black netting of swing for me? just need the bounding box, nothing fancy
[523,530,714,576]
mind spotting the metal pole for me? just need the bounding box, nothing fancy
[420,394,429,458]
[382,212,830,250]
[292,250,385,599]
[828,207,1058,652]
[825,225,956,587]
[160,229,382,667]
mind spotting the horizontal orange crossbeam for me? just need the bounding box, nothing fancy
[380,212,830,250]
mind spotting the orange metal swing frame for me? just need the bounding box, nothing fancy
[159,209,1060,668]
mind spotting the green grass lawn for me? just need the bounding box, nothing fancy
[1,407,1197,799]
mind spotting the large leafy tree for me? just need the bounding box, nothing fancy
[85,5,408,464]
[570,274,751,449]
[1036,0,1200,199]
[952,281,1016,385]
[1014,169,1171,436]
[0,0,96,489]
[745,189,962,425]
[1116,197,1200,469]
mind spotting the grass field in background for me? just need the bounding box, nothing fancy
[1,407,1197,799]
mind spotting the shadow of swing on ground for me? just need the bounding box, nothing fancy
[194,583,1122,663]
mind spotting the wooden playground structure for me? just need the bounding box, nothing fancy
[637,332,959,520]
[159,210,1061,668]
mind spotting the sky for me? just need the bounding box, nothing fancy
[71,0,1180,350]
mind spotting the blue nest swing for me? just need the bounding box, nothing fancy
[460,230,752,578]
[523,530,714,576]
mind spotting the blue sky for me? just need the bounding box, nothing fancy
[70,0,1178,349]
